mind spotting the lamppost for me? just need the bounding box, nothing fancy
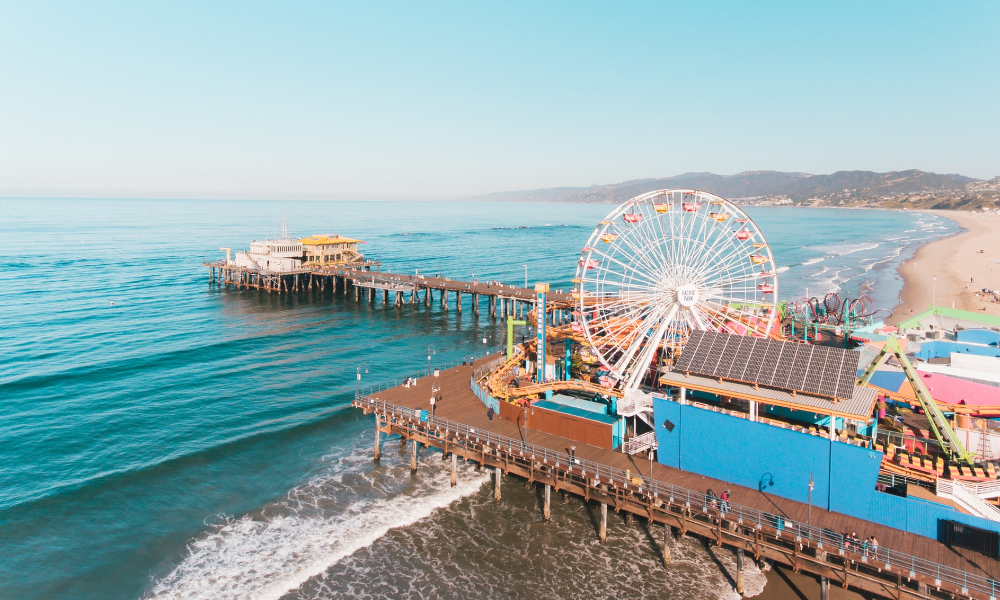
[808,472,815,528]
[523,265,527,289]
[431,381,441,418]
[356,362,369,399]
[933,275,937,307]
[426,345,436,377]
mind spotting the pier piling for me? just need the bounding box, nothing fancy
[820,576,830,600]
[410,439,418,473]
[543,484,551,521]
[494,467,502,504]
[736,548,745,595]
[600,502,608,545]
[451,452,457,487]
[373,416,381,463]
[662,524,672,566]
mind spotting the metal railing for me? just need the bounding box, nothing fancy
[355,347,505,400]
[623,431,657,455]
[937,479,1000,522]
[877,472,935,493]
[356,395,1000,600]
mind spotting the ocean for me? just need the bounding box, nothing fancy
[0,199,957,600]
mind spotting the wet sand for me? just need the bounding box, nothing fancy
[890,211,1000,323]
[758,566,872,600]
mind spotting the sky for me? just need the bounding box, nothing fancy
[0,1,997,200]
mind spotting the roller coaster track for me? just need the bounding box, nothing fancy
[793,293,891,327]
[507,378,624,399]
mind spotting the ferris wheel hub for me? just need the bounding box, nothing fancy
[676,284,700,308]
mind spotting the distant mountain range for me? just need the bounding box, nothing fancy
[470,170,1000,210]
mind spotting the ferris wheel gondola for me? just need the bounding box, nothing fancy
[573,189,779,393]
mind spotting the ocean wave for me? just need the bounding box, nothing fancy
[147,447,489,600]
[801,257,824,266]
[826,242,881,256]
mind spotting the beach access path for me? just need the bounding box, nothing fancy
[891,211,1000,323]
[368,357,1000,581]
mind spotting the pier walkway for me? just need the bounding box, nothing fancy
[356,359,1000,600]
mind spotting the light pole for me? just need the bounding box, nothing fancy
[808,471,815,527]
[933,275,937,307]
[426,345,436,377]
[431,381,441,418]
[356,362,369,399]
[523,265,528,289]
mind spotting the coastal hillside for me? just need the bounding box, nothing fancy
[473,170,1000,210]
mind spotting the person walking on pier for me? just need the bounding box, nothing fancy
[430,394,436,418]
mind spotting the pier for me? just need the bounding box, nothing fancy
[356,358,1000,600]
[205,261,575,320]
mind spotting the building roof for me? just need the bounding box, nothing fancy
[895,305,1000,331]
[658,369,878,420]
[299,234,364,245]
[891,368,1000,409]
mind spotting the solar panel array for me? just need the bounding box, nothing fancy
[674,330,861,400]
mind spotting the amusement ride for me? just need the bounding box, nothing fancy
[572,189,779,395]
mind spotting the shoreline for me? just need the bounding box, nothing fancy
[889,210,1000,324]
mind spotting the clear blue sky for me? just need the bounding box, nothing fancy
[1,1,997,199]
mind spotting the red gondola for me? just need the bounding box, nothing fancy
[682,203,700,212]
[622,213,642,223]
[735,229,752,240]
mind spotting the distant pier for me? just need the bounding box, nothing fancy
[205,261,574,321]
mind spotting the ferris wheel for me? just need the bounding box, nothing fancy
[573,189,779,392]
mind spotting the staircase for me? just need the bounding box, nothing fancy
[936,479,1000,522]
[623,431,657,455]
[619,389,655,429]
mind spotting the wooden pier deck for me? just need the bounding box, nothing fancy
[356,359,1000,600]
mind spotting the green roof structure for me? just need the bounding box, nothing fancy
[895,305,1000,330]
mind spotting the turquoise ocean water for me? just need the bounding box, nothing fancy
[0,199,956,600]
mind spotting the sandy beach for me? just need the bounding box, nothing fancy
[889,210,1000,324]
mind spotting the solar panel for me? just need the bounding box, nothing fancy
[760,340,787,387]
[708,333,739,377]
[674,331,702,372]
[742,339,770,383]
[802,346,832,396]
[728,337,756,381]
[787,345,813,391]
[783,344,808,390]
[673,330,859,400]
[835,351,862,400]
[679,331,712,373]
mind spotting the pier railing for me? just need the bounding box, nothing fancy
[355,348,505,400]
[356,394,1000,599]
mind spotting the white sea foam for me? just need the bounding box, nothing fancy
[775,266,790,274]
[826,241,881,256]
[802,257,824,266]
[148,453,489,600]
